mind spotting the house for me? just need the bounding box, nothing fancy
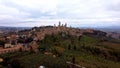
[4,43,14,48]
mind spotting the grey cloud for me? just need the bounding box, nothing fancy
[0,0,120,27]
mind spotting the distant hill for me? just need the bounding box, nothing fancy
[78,26,120,40]
[97,28,120,33]
[0,26,31,33]
[95,26,120,40]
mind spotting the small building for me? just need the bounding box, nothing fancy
[4,44,14,48]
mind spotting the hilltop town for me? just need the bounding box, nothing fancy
[0,22,107,54]
[0,22,120,68]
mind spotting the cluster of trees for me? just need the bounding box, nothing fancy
[17,36,33,43]
[38,32,120,62]
[0,52,68,68]
[0,40,5,47]
[38,32,79,56]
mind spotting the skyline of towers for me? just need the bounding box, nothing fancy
[57,21,67,27]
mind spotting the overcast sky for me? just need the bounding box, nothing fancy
[0,0,120,27]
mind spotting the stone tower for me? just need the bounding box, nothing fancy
[54,24,56,27]
[58,21,61,27]
[65,23,67,27]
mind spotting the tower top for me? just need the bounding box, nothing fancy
[65,23,67,27]
[58,21,61,26]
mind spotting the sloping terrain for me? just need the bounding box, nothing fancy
[0,26,120,68]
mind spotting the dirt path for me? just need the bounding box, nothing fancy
[66,61,85,68]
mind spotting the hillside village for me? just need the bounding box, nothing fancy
[0,22,107,54]
[0,22,120,68]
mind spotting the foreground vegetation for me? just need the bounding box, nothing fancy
[0,32,120,68]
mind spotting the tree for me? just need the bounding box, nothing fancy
[78,36,82,41]
[71,56,75,68]
[73,45,76,50]
[30,46,34,53]
[54,46,65,57]
[0,40,5,47]
[68,44,71,50]
[10,59,22,68]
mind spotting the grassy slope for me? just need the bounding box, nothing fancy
[38,33,120,68]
